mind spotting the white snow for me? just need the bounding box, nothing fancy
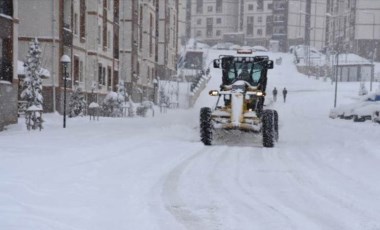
[1,49,380,230]
[18,60,51,78]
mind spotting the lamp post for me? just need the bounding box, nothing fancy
[326,13,340,108]
[153,77,158,104]
[369,13,375,92]
[60,54,71,128]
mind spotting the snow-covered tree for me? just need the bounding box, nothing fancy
[20,38,44,130]
[117,80,127,101]
[358,82,368,96]
[102,91,124,117]
[69,86,87,117]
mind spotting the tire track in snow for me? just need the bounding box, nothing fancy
[207,147,300,230]
[162,147,226,230]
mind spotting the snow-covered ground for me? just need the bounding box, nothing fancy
[1,49,380,230]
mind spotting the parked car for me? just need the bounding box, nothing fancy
[352,102,380,122]
[329,101,380,122]
[373,111,380,124]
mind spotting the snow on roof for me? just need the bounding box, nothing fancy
[17,60,51,78]
[252,46,268,52]
[335,53,372,66]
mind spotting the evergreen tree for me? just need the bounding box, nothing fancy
[102,83,124,117]
[69,86,87,117]
[20,38,44,130]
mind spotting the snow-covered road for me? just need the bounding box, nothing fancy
[1,50,380,230]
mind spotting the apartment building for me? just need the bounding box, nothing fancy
[18,0,120,113]
[354,0,380,61]
[156,0,179,80]
[120,0,155,101]
[0,0,18,130]
[178,0,191,47]
[242,0,274,47]
[191,0,239,44]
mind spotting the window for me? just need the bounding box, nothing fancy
[216,18,221,24]
[257,29,263,36]
[98,64,103,85]
[247,16,254,36]
[150,13,153,56]
[196,30,202,37]
[98,25,101,45]
[257,0,263,10]
[258,16,262,23]
[216,0,223,12]
[80,0,86,42]
[266,16,273,35]
[103,10,107,48]
[207,18,213,25]
[268,3,273,10]
[206,18,213,37]
[74,56,79,83]
[79,61,83,82]
[207,6,213,12]
[206,30,213,37]
[74,13,78,35]
[248,4,253,11]
[107,66,112,88]
[0,38,12,82]
[108,30,111,48]
[196,0,203,14]
[197,18,202,25]
[0,0,13,16]
[216,30,221,36]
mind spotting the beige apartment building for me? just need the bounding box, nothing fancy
[190,0,239,44]
[242,0,274,47]
[156,0,179,80]
[16,0,180,111]
[18,0,120,113]
[119,0,178,102]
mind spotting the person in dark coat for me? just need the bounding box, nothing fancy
[272,87,278,102]
[282,87,288,102]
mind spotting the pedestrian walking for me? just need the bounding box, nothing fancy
[272,87,278,102]
[282,87,288,103]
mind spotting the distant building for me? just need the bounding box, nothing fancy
[190,0,239,45]
[0,0,18,130]
[120,0,179,102]
[353,0,380,61]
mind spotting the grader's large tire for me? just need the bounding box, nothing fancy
[200,107,213,145]
[262,110,275,148]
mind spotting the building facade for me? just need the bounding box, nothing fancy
[156,0,179,80]
[353,0,380,61]
[242,0,274,47]
[0,0,18,130]
[190,0,239,44]
[15,0,180,115]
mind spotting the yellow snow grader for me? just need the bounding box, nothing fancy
[200,50,278,147]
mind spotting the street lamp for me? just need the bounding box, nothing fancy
[326,13,341,108]
[60,54,71,128]
[153,77,159,104]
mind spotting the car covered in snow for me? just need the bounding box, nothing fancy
[329,92,380,122]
